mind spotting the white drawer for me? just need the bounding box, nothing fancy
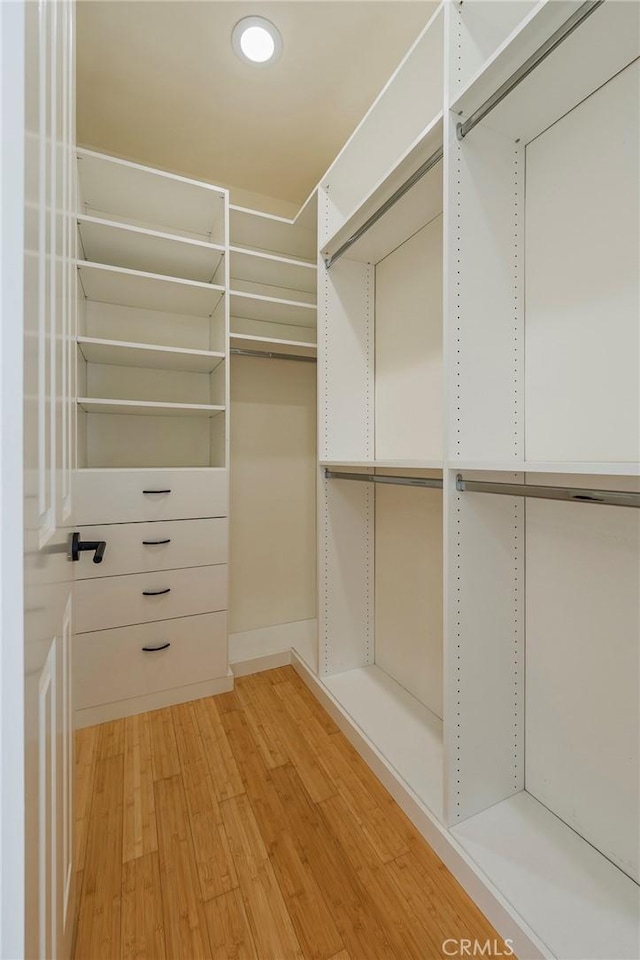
[75,518,227,579]
[74,612,228,709]
[75,564,227,633]
[74,469,228,524]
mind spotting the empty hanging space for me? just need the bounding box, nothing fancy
[448,470,640,960]
[229,351,318,672]
[524,61,639,464]
[449,0,639,472]
[319,467,444,820]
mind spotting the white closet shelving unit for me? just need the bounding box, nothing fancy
[76,149,229,470]
[312,5,447,823]
[73,150,232,725]
[443,1,640,957]
[293,3,640,959]
[229,200,317,354]
[228,199,319,673]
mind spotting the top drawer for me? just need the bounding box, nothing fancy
[74,469,228,524]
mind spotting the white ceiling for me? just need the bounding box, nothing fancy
[77,1,438,210]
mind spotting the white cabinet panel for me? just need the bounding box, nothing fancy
[75,564,227,633]
[75,518,227,579]
[74,612,228,708]
[73,468,228,524]
[525,62,639,464]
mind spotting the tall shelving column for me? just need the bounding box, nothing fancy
[227,200,319,672]
[73,150,233,726]
[312,5,447,826]
[444,2,640,958]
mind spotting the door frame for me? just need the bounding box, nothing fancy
[0,1,26,957]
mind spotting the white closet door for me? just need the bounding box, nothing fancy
[20,2,77,958]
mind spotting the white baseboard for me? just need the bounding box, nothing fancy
[229,619,317,675]
[74,671,234,728]
[231,650,292,677]
[290,652,549,960]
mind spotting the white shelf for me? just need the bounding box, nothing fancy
[77,337,225,374]
[323,665,443,821]
[229,205,316,261]
[321,460,443,471]
[451,461,640,478]
[78,261,225,318]
[231,277,316,306]
[450,1,639,143]
[77,215,224,283]
[230,246,316,295]
[76,466,226,473]
[452,791,640,960]
[77,148,226,242]
[230,333,316,358]
[230,290,316,328]
[78,398,225,418]
[321,113,443,266]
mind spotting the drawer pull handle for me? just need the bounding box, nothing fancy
[142,642,171,653]
[142,538,171,545]
[142,489,172,494]
[142,588,171,596]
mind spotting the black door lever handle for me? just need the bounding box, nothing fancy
[69,532,107,564]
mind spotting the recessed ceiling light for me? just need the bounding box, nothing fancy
[232,17,282,66]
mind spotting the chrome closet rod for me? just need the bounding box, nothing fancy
[230,347,317,363]
[324,470,443,490]
[456,475,640,509]
[323,146,443,269]
[456,0,604,140]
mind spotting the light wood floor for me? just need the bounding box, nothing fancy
[74,666,508,960]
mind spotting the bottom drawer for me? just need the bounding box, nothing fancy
[74,612,227,709]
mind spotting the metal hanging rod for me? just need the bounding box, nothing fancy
[456,475,640,509]
[325,469,443,490]
[323,146,443,270]
[230,347,316,363]
[456,0,604,140]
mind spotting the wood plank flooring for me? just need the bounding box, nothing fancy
[74,666,509,960]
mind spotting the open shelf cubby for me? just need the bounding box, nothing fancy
[77,338,225,374]
[77,215,225,284]
[229,204,316,261]
[77,148,227,244]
